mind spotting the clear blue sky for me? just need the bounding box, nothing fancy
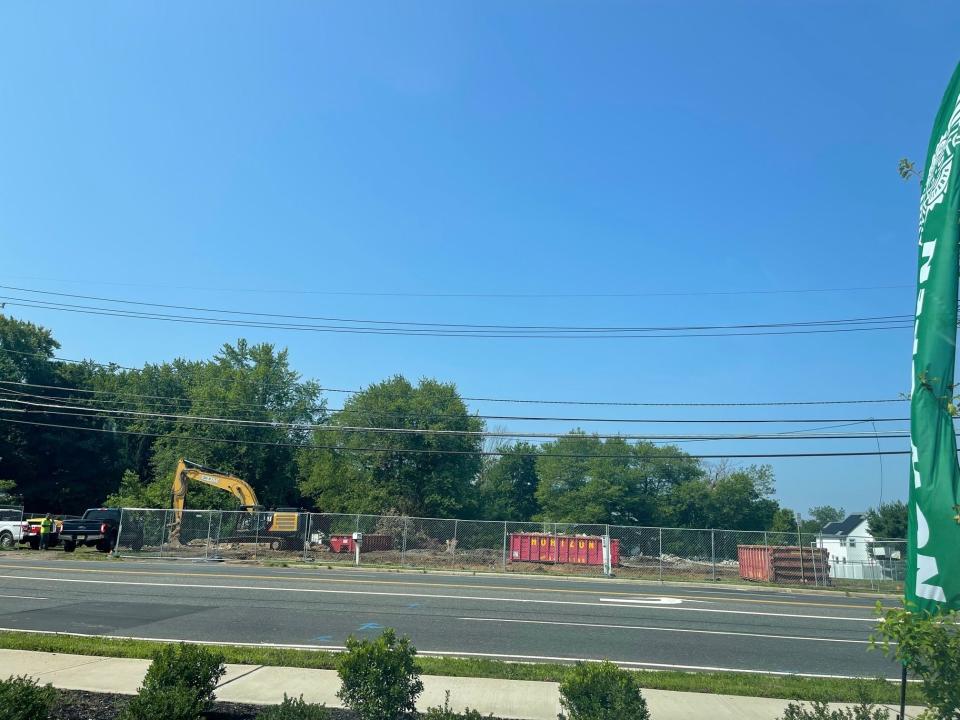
[1,2,958,517]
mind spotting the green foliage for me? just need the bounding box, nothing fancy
[778,701,889,720]
[558,661,650,720]
[873,606,960,719]
[118,687,205,720]
[336,628,423,720]
[139,643,226,714]
[0,675,56,720]
[0,480,19,505]
[256,694,329,720]
[535,434,702,524]
[300,376,482,517]
[476,442,540,520]
[865,502,907,539]
[661,465,779,531]
[421,692,490,719]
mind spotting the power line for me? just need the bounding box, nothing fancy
[0,285,918,333]
[0,295,916,339]
[0,396,919,441]
[0,275,915,299]
[0,349,909,409]
[0,415,917,460]
[0,386,912,425]
[0,381,913,424]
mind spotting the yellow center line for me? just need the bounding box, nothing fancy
[0,562,881,611]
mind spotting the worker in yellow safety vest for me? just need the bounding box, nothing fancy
[39,514,53,551]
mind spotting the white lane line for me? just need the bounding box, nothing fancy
[599,597,684,605]
[459,616,872,644]
[0,574,877,623]
[0,593,50,600]
[0,626,903,680]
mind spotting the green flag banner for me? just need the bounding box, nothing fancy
[908,61,960,613]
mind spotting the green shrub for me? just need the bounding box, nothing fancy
[256,694,329,720]
[421,691,490,719]
[779,701,890,720]
[558,661,649,720]
[0,675,56,720]
[336,628,423,720]
[118,687,204,720]
[873,606,959,720]
[139,642,226,713]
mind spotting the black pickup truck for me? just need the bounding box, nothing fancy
[59,508,122,553]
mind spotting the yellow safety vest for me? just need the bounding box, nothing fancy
[39,518,52,534]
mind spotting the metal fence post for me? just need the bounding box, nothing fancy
[658,527,663,583]
[401,516,409,568]
[113,508,125,558]
[205,511,213,560]
[711,529,717,582]
[302,513,312,562]
[452,519,459,565]
[160,509,169,559]
[254,511,260,561]
[502,522,508,571]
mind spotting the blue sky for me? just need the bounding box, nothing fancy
[1,2,958,516]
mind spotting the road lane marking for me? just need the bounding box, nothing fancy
[0,574,879,622]
[0,562,881,611]
[599,597,684,605]
[0,627,903,680]
[0,594,49,600]
[459,616,872,644]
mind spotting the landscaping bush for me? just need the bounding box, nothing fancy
[420,691,490,719]
[256,694,329,720]
[118,687,205,720]
[873,606,959,720]
[558,661,649,720]
[778,701,890,720]
[336,628,424,720]
[139,642,226,711]
[117,642,227,720]
[0,675,56,720]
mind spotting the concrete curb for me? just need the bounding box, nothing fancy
[1,649,921,720]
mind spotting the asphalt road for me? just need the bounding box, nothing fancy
[0,554,900,678]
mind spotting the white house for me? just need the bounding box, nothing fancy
[818,513,883,580]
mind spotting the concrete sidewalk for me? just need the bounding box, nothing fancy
[2,649,916,720]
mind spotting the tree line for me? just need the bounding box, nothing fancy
[0,314,905,535]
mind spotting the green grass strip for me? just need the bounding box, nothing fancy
[0,630,922,705]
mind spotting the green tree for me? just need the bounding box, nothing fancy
[534,434,702,524]
[299,376,482,517]
[865,501,908,539]
[662,465,780,531]
[476,441,540,520]
[0,314,125,512]
[796,505,846,535]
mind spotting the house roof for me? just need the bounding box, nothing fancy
[821,513,868,536]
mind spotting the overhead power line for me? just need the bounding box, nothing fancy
[0,385,911,424]
[0,415,917,460]
[0,275,915,299]
[0,396,918,441]
[0,349,909,409]
[0,290,916,338]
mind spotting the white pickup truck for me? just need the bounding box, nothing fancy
[0,507,24,549]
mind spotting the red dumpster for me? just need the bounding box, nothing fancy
[327,534,394,553]
[510,533,619,567]
[737,545,830,585]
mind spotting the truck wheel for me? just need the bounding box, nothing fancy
[0,531,13,549]
[63,541,77,553]
[28,538,40,551]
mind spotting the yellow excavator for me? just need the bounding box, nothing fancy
[170,458,301,547]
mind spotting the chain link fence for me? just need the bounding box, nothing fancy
[111,508,906,591]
